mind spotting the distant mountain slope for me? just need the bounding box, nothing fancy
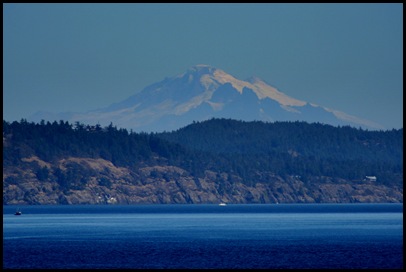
[29,65,384,132]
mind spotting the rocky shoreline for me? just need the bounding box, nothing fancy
[3,157,403,205]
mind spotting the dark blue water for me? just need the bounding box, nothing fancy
[3,204,403,269]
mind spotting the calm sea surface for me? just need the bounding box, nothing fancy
[3,204,403,269]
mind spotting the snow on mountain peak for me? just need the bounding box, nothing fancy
[188,65,306,107]
[28,64,384,132]
[187,64,217,75]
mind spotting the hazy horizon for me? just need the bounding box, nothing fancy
[3,3,403,129]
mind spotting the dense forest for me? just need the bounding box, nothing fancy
[159,119,403,186]
[3,118,403,190]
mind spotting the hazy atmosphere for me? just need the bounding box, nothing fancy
[3,4,403,269]
[3,3,403,129]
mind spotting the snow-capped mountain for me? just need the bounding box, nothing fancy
[29,64,384,132]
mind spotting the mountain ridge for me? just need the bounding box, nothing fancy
[28,65,385,132]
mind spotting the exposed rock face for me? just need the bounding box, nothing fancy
[3,156,403,205]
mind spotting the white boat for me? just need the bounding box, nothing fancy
[219,203,227,206]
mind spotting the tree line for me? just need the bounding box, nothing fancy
[3,118,403,187]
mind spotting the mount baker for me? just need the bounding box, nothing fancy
[29,64,384,132]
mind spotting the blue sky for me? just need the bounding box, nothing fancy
[3,3,403,129]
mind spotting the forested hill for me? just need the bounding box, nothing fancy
[159,118,402,162]
[3,119,403,204]
[158,119,403,185]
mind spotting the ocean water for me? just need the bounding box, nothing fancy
[3,204,403,269]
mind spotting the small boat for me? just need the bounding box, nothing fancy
[14,209,22,215]
[219,203,227,206]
